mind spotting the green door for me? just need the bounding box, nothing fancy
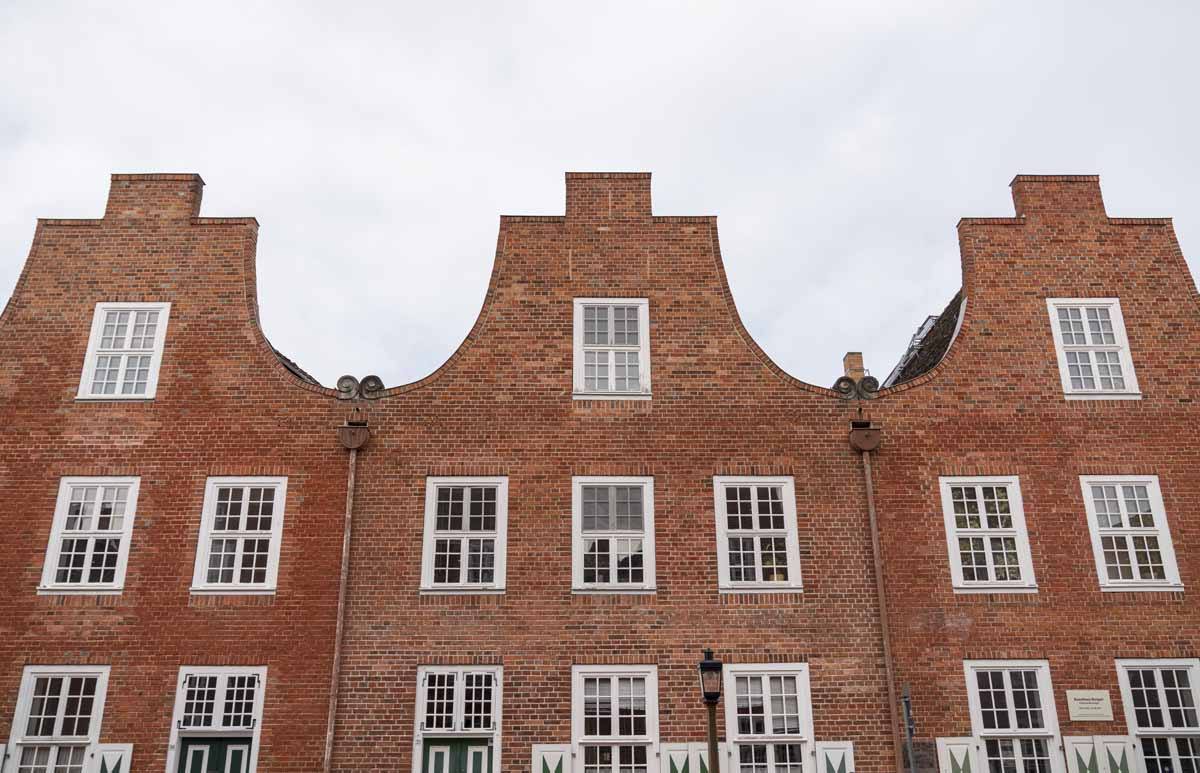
[178,738,253,773]
[422,739,492,773]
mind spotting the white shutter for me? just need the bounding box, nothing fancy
[1094,737,1138,773]
[1065,737,1100,773]
[532,744,571,773]
[687,741,727,773]
[814,741,855,773]
[0,744,6,773]
[660,743,692,773]
[88,744,134,773]
[936,737,982,773]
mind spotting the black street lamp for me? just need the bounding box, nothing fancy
[698,649,723,773]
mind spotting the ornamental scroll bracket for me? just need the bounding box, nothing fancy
[832,375,879,400]
[336,374,385,400]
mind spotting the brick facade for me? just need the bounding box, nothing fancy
[0,171,1195,773]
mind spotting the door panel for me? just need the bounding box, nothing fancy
[422,739,491,773]
[178,738,253,773]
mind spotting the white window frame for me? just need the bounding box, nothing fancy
[1116,658,1200,772]
[571,664,660,773]
[411,666,503,773]
[1080,476,1182,592]
[722,662,815,773]
[420,477,509,594]
[39,476,140,595]
[712,476,803,593]
[964,660,1062,773]
[572,298,652,400]
[571,476,656,593]
[1046,298,1140,400]
[76,301,171,400]
[4,665,112,772]
[165,666,267,773]
[190,476,288,595]
[938,476,1038,594]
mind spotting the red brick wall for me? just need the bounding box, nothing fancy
[871,175,1200,771]
[0,174,350,772]
[329,173,897,772]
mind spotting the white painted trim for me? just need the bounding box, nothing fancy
[1045,298,1141,399]
[76,301,171,401]
[4,665,112,771]
[420,477,509,592]
[722,662,815,750]
[165,666,267,773]
[572,298,652,398]
[570,664,659,763]
[938,476,1038,592]
[963,660,1060,737]
[412,666,504,773]
[39,476,140,594]
[1114,658,1200,736]
[1079,476,1183,591]
[190,477,288,594]
[571,476,656,592]
[712,476,803,592]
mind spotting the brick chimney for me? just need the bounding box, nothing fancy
[843,352,866,381]
[565,172,652,221]
[1010,174,1106,219]
[105,173,204,220]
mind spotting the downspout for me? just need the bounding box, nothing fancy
[849,418,907,772]
[325,406,370,773]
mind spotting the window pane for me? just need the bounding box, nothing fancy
[977,671,1009,730]
[617,677,647,736]
[1130,669,1164,728]
[728,537,757,583]
[424,672,456,729]
[768,676,801,734]
[584,678,612,736]
[466,538,495,584]
[1092,485,1122,528]
[584,539,611,584]
[182,675,218,727]
[951,486,982,529]
[463,672,494,729]
[726,487,754,530]
[433,539,462,584]
[737,744,768,773]
[224,675,257,728]
[26,677,64,736]
[736,676,766,735]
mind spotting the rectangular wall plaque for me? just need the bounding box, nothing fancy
[1067,689,1114,721]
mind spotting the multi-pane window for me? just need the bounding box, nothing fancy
[77,302,171,400]
[938,477,1037,592]
[1117,660,1200,773]
[1080,476,1181,591]
[191,477,287,593]
[1046,299,1139,399]
[572,478,656,591]
[6,666,109,773]
[713,477,802,591]
[168,666,267,773]
[40,477,139,593]
[723,664,812,773]
[416,667,502,733]
[965,661,1059,773]
[573,299,651,397]
[573,666,659,773]
[177,672,261,730]
[421,478,508,592]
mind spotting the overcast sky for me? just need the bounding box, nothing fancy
[2,2,1197,388]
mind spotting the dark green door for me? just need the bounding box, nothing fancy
[422,739,492,773]
[178,738,252,773]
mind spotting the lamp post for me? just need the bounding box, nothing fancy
[698,649,723,773]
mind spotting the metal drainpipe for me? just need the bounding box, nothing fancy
[325,407,370,773]
[849,419,907,773]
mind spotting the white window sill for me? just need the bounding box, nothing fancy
[74,395,157,402]
[38,587,123,596]
[419,587,506,596]
[952,585,1039,595]
[1063,392,1142,401]
[718,586,804,595]
[573,392,652,401]
[572,587,657,595]
[1099,583,1184,593]
[189,587,277,596]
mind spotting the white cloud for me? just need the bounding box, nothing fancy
[1,0,1196,387]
